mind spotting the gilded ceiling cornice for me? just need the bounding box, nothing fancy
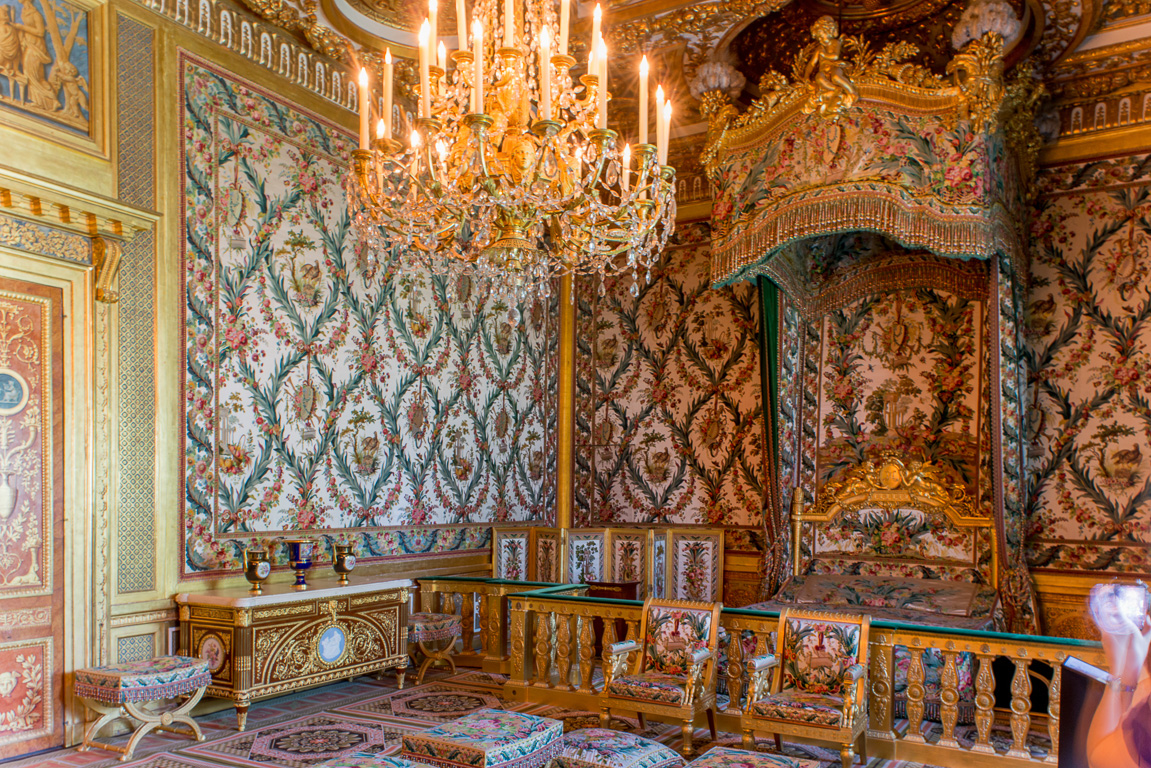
[1036,0,1101,64]
[604,0,789,56]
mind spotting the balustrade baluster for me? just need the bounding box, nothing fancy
[461,592,475,654]
[725,627,744,714]
[1046,661,1062,764]
[556,613,575,691]
[972,651,996,754]
[904,645,927,743]
[1007,654,1033,758]
[490,595,506,660]
[938,647,960,748]
[868,635,895,741]
[507,602,532,692]
[533,611,552,687]
[478,593,490,659]
[579,616,596,693]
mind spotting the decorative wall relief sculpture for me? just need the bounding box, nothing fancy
[574,222,767,527]
[1026,155,1151,575]
[180,55,554,576]
[0,0,90,133]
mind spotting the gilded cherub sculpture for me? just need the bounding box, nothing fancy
[802,15,859,116]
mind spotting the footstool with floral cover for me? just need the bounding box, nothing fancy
[406,612,463,686]
[317,754,437,768]
[554,728,685,768]
[74,655,211,761]
[401,708,563,768]
[685,747,820,768]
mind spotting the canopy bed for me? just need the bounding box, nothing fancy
[700,14,1040,636]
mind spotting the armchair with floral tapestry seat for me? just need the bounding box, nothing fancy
[600,597,723,758]
[741,608,870,768]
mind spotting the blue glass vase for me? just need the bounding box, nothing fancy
[285,539,314,591]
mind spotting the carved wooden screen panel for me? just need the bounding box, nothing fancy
[0,279,64,758]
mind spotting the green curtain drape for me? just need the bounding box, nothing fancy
[758,277,779,475]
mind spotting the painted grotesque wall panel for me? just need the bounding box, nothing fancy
[1027,155,1151,574]
[180,56,553,576]
[574,222,766,526]
[817,288,985,498]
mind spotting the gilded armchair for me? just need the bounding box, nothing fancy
[741,608,870,768]
[600,597,723,757]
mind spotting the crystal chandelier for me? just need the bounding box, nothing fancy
[348,0,677,302]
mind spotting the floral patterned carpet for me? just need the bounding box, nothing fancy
[14,668,965,768]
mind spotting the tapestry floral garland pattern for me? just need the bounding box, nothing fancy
[574,222,766,526]
[1026,155,1151,573]
[180,55,554,575]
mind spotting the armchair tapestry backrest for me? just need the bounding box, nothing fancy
[776,609,867,697]
[639,598,722,677]
[792,454,996,587]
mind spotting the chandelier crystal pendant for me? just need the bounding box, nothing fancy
[348,0,677,302]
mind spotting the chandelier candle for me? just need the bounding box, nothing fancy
[540,25,552,119]
[559,0,569,54]
[383,49,393,137]
[418,20,431,118]
[358,68,369,150]
[660,100,671,164]
[597,37,607,129]
[348,0,677,302]
[472,20,483,111]
[655,84,665,162]
[438,41,448,95]
[639,56,648,144]
[591,4,600,54]
[429,0,438,64]
[456,0,468,50]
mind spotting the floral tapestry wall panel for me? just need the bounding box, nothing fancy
[533,529,560,582]
[668,531,723,602]
[574,222,767,527]
[493,529,529,581]
[608,530,647,587]
[816,288,986,498]
[180,55,554,576]
[1026,155,1151,574]
[566,530,605,582]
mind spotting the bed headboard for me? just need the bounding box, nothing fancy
[791,454,997,587]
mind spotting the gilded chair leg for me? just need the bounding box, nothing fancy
[681,721,694,758]
[773,733,782,753]
[741,729,754,750]
[840,743,855,768]
[600,708,611,729]
[856,733,867,764]
[706,708,717,740]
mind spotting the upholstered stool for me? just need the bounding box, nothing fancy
[407,611,462,686]
[555,728,685,768]
[74,655,211,761]
[402,708,563,768]
[317,753,435,768]
[684,747,820,768]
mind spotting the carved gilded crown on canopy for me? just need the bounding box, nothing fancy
[701,15,1043,287]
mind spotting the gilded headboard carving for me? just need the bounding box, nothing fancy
[791,454,996,588]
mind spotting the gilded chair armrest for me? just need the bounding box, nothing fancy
[839,663,867,727]
[743,654,777,710]
[606,640,640,657]
[603,640,639,686]
[840,663,865,684]
[683,649,714,707]
[746,653,778,673]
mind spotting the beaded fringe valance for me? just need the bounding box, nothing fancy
[712,189,1021,288]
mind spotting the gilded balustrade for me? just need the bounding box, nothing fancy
[417,580,1105,768]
